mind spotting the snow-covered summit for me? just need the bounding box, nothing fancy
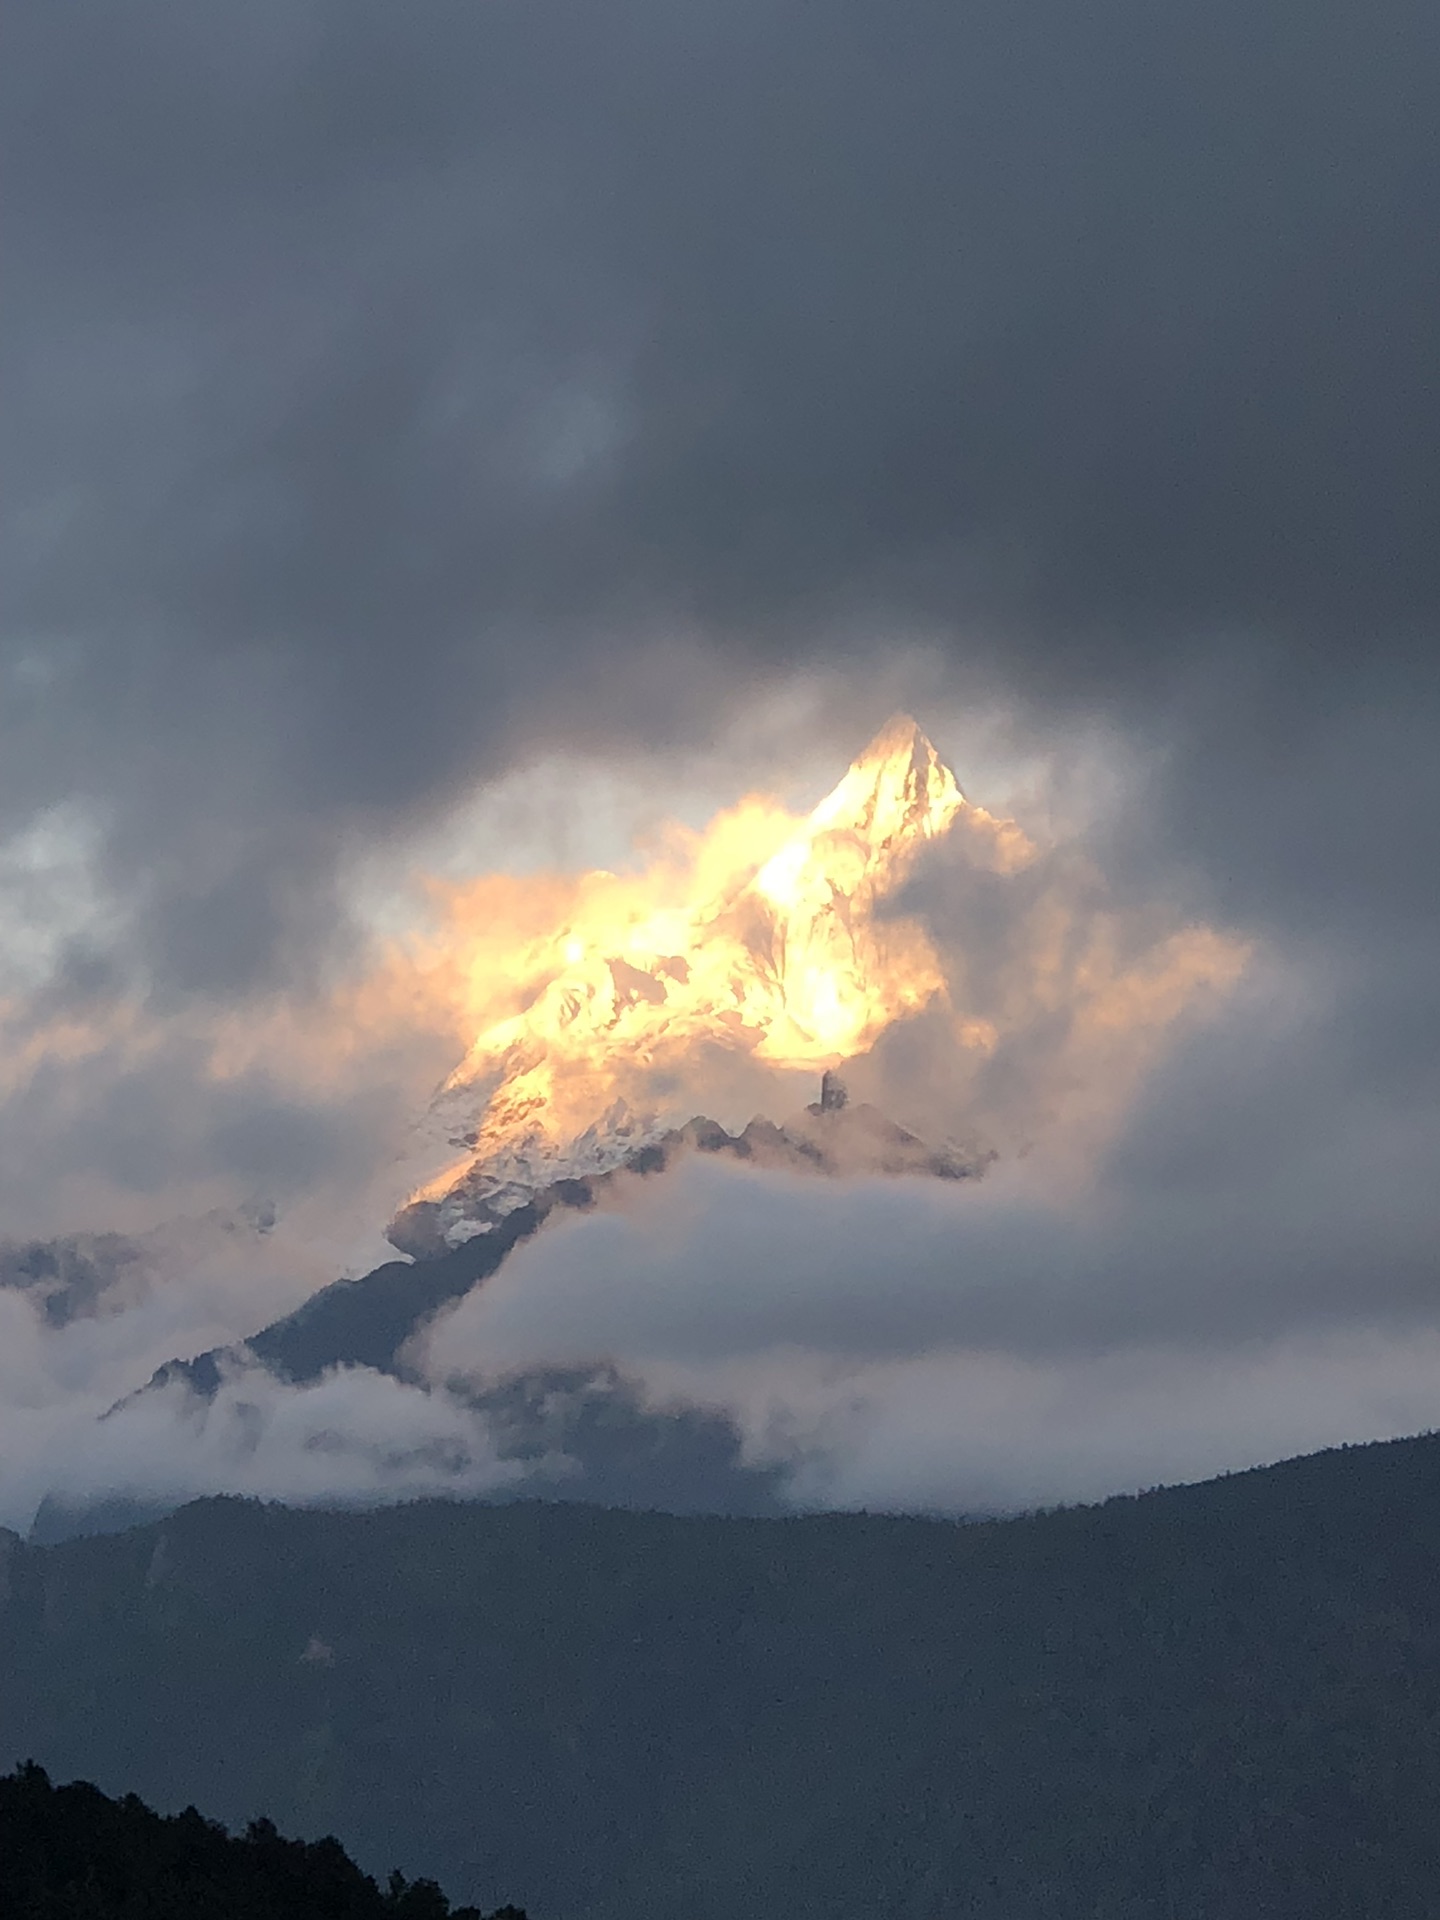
[389,718,973,1252]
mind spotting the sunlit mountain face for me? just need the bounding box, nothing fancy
[19,713,1258,1540]
[393,718,1025,1252]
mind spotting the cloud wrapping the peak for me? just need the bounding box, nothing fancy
[0,1,1438,1521]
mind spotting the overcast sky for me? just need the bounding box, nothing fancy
[3,0,1439,1526]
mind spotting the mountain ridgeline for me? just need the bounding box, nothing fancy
[147,1091,980,1393]
[9,1431,1440,1917]
[28,1090,978,1545]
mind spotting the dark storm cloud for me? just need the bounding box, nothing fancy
[0,1029,392,1219]
[4,1,1436,992]
[2,0,1437,1404]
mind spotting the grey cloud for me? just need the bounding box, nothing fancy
[401,971,1440,1510]
[5,1354,532,1537]
[419,1121,1438,1374]
[763,1334,1440,1514]
[5,2,1437,955]
[0,1233,154,1330]
[3,1047,359,1199]
[0,1007,437,1247]
[0,1202,278,1331]
[0,0,1438,1506]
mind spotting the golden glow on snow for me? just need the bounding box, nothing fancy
[0,713,1253,1242]
[414,717,978,1198]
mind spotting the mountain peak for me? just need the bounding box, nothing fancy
[811,713,962,839]
[750,717,962,913]
[857,711,938,767]
[395,719,970,1249]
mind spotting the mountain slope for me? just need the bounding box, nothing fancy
[0,1763,522,1919]
[34,723,996,1539]
[30,1087,981,1545]
[10,1432,1440,1918]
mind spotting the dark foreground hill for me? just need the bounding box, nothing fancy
[0,1763,524,1919]
[8,1432,1440,1917]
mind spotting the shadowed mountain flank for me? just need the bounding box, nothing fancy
[24,1091,980,1545]
[12,1433,1440,1917]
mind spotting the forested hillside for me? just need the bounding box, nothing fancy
[8,1433,1440,1917]
[0,1763,523,1919]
